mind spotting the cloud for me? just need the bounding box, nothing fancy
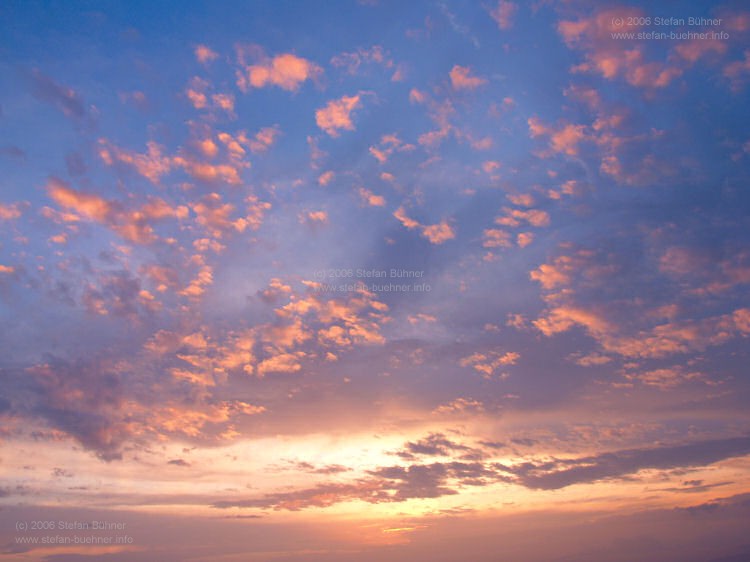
[460,351,519,377]
[501,436,750,490]
[47,177,112,222]
[47,177,189,244]
[315,95,362,136]
[330,45,394,76]
[257,352,305,376]
[247,125,281,153]
[396,433,476,459]
[724,50,750,91]
[195,44,218,64]
[482,228,511,249]
[421,221,456,244]
[236,49,322,92]
[528,116,587,156]
[0,202,24,221]
[185,76,209,109]
[211,93,235,114]
[432,397,484,415]
[98,139,172,184]
[449,65,487,90]
[299,210,328,227]
[529,245,750,360]
[489,1,517,30]
[191,192,270,238]
[554,7,733,89]
[318,170,335,186]
[358,187,386,207]
[213,458,502,511]
[369,133,412,163]
[495,206,550,227]
[393,207,455,244]
[29,69,87,119]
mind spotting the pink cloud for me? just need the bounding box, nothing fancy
[195,44,218,64]
[330,45,394,75]
[46,177,189,244]
[358,187,386,207]
[211,93,235,113]
[421,220,456,244]
[300,210,329,226]
[528,117,588,156]
[237,51,322,92]
[318,170,335,186]
[449,65,487,90]
[98,139,172,184]
[558,8,686,89]
[315,95,362,136]
[394,207,455,244]
[482,228,512,248]
[0,202,23,220]
[724,50,750,91]
[489,1,517,30]
[47,177,112,222]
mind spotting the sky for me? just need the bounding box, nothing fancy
[1,0,750,560]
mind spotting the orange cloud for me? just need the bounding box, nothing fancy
[449,65,487,90]
[528,117,587,156]
[517,232,534,248]
[172,156,244,185]
[247,126,281,153]
[489,1,517,30]
[358,187,386,207]
[394,207,455,244]
[315,94,362,136]
[507,193,534,207]
[300,210,329,226]
[393,207,421,230]
[460,350,519,378]
[257,352,305,376]
[330,45,394,75]
[185,76,209,109]
[238,52,321,92]
[422,221,456,244]
[211,93,235,113]
[191,192,269,238]
[48,178,187,244]
[0,202,23,220]
[47,178,112,222]
[558,8,689,89]
[368,133,412,163]
[530,262,571,289]
[495,207,550,228]
[533,305,612,338]
[197,138,219,159]
[724,50,750,91]
[195,44,218,64]
[483,228,512,248]
[318,170,335,186]
[409,88,427,104]
[98,139,172,184]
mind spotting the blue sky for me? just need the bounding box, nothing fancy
[1,1,750,560]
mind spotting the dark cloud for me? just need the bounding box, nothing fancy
[29,69,87,119]
[20,358,128,461]
[498,437,750,490]
[0,145,26,159]
[65,151,87,176]
[167,459,191,467]
[214,460,506,511]
[395,432,479,460]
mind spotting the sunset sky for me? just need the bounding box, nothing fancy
[1,1,750,560]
